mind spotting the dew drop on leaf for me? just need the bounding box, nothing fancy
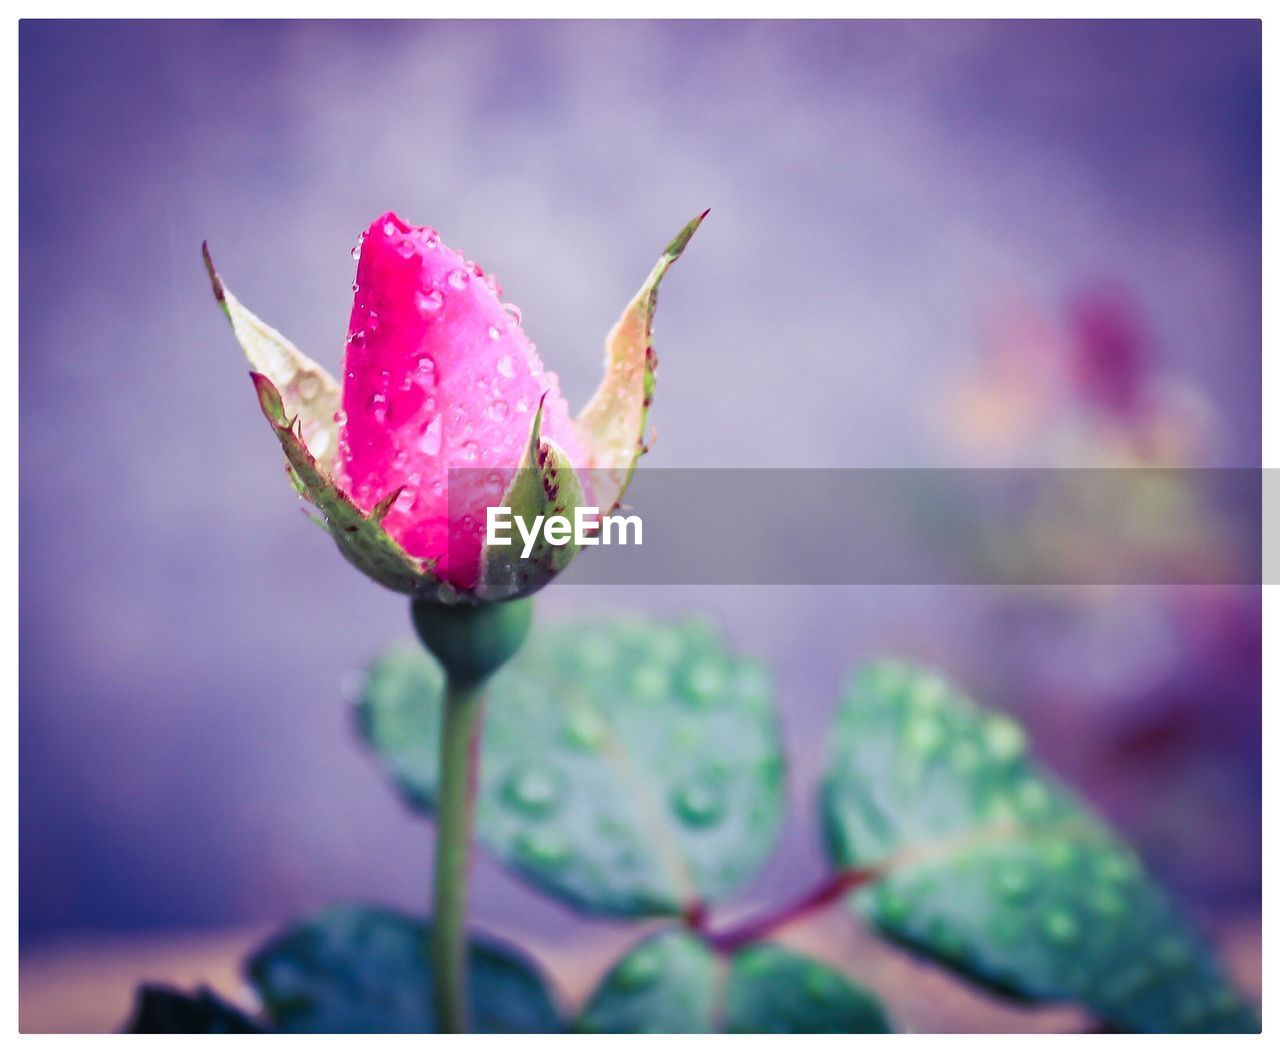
[804,965,838,1003]
[904,714,945,759]
[629,664,669,701]
[681,659,725,706]
[562,708,607,751]
[671,776,727,828]
[501,767,561,817]
[615,947,661,992]
[516,828,570,869]
[984,715,1026,763]
[995,864,1034,903]
[1041,909,1080,946]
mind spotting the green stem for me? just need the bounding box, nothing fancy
[432,676,485,1033]
[411,596,533,1034]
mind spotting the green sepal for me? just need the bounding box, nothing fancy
[478,396,587,601]
[411,595,533,686]
[246,903,562,1033]
[821,660,1259,1034]
[248,372,457,602]
[203,242,342,473]
[357,614,784,917]
[577,928,892,1033]
[575,211,706,514]
[204,242,462,600]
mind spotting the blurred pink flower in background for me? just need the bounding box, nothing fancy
[939,279,1257,897]
[944,283,1215,469]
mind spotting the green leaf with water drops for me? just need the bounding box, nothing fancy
[126,985,264,1033]
[577,928,891,1033]
[358,614,784,916]
[821,660,1258,1034]
[246,903,561,1033]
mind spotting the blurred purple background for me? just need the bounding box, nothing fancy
[20,18,1259,956]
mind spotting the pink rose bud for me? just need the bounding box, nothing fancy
[337,213,584,589]
[205,210,705,603]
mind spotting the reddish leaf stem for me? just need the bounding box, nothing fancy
[694,867,881,954]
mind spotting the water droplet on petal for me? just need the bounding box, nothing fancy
[416,289,444,314]
[460,441,478,462]
[488,400,509,423]
[487,325,501,341]
[496,355,516,378]
[418,416,442,456]
[397,239,416,259]
[503,303,523,325]
[383,220,397,236]
[448,269,470,290]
